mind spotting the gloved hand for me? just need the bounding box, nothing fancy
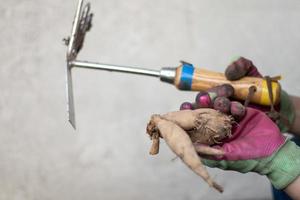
[179,58,300,190]
[180,84,287,160]
[225,57,295,133]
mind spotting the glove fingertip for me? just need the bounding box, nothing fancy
[180,102,193,110]
[213,97,231,114]
[230,101,246,121]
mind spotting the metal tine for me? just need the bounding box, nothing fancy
[74,2,93,55]
[85,11,93,31]
[81,4,93,35]
[66,0,88,129]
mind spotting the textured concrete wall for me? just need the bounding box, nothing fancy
[0,0,300,199]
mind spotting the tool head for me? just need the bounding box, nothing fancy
[65,0,93,129]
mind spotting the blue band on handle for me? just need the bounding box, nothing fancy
[179,63,194,90]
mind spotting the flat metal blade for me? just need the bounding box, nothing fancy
[66,0,84,129]
[66,64,76,129]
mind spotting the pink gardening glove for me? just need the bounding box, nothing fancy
[180,57,286,160]
[211,107,285,160]
[181,93,286,160]
[225,57,280,113]
[179,58,300,192]
[224,57,294,132]
[225,57,262,80]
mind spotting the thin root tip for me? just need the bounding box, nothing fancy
[212,182,224,193]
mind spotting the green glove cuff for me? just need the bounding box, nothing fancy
[278,90,295,133]
[264,139,300,189]
[202,140,300,189]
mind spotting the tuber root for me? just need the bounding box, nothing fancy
[146,108,234,193]
[149,133,160,155]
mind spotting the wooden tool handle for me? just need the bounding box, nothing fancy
[174,64,281,106]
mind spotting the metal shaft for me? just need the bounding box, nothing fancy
[71,60,161,77]
[67,59,176,129]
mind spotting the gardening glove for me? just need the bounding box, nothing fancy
[204,133,300,190]
[225,57,295,133]
[180,85,286,161]
[202,108,300,190]
[181,92,300,189]
[179,60,300,189]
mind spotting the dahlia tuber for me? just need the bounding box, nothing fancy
[146,108,234,193]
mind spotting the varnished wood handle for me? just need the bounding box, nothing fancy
[174,64,281,106]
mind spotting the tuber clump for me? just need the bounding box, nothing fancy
[146,108,234,193]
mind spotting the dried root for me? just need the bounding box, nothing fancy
[146,108,234,193]
[189,109,233,145]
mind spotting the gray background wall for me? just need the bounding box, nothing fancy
[0,0,300,199]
